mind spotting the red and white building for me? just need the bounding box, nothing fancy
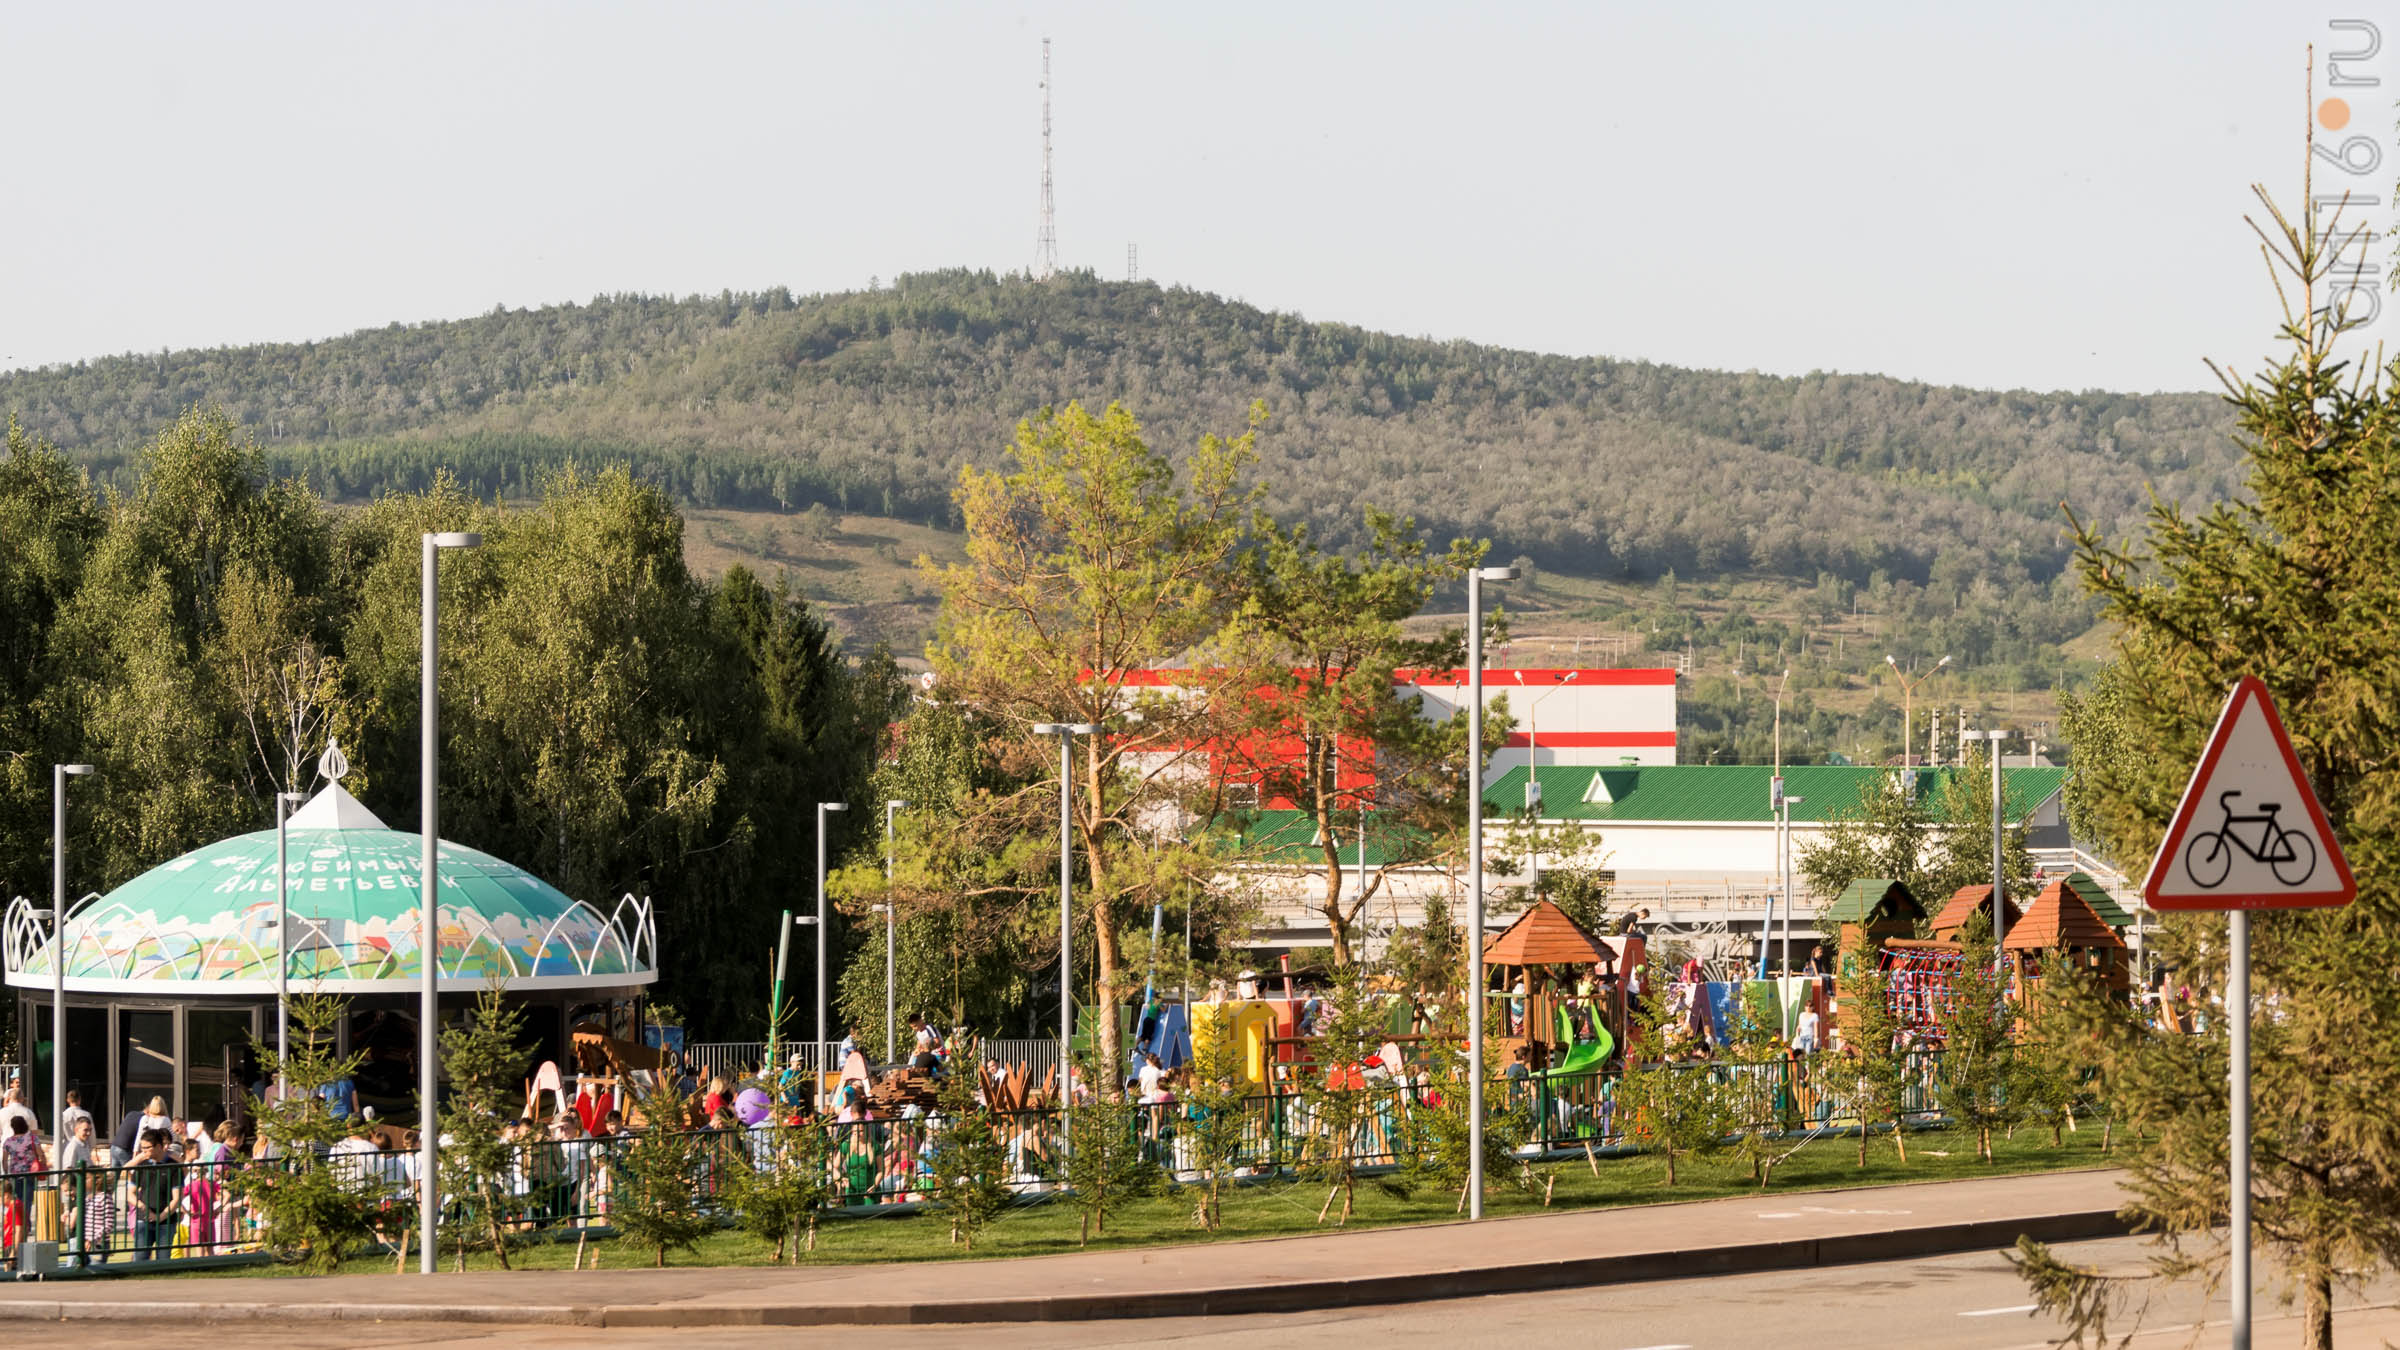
[1399,667,1679,782]
[1103,667,1678,793]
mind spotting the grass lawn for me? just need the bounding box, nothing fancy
[168,1121,2119,1278]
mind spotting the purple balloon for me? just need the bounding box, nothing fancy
[734,1086,773,1125]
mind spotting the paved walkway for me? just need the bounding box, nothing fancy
[0,1168,2129,1328]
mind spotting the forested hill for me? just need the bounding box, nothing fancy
[0,269,2241,585]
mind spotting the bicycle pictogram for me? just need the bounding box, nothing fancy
[2182,790,2317,889]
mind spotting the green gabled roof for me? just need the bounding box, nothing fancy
[1822,878,1925,924]
[1484,764,2069,825]
[1213,809,1427,867]
[2064,871,2134,926]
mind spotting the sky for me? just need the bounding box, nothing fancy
[2,2,2392,394]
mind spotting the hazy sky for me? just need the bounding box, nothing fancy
[3,2,2391,393]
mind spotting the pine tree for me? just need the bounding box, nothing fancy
[2013,132,2400,1350]
[928,1038,1012,1250]
[610,1079,713,1268]
[437,984,532,1269]
[1842,962,1912,1166]
[1931,918,2018,1163]
[1178,1018,1256,1232]
[723,1120,835,1262]
[1061,1052,1167,1244]
[238,991,384,1271]
[1292,969,1413,1225]
[1618,962,1737,1186]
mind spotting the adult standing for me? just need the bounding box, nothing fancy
[126,1128,182,1262]
[0,1084,36,1142]
[59,1089,93,1144]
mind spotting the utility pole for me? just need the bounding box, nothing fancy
[1884,654,1951,767]
[1035,38,1057,280]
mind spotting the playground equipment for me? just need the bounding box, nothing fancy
[1535,1003,1613,1079]
[1481,899,1619,1070]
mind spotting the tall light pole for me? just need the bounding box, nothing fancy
[1961,729,2012,970]
[1466,564,1516,1221]
[815,802,848,1050]
[273,788,307,1100]
[418,529,479,1275]
[50,762,93,1145]
[883,798,910,1063]
[1032,723,1098,1118]
[1779,794,1805,1033]
[1883,654,1951,767]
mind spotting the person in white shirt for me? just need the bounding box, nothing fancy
[1792,1005,1823,1055]
[0,1084,36,1142]
[59,1089,93,1142]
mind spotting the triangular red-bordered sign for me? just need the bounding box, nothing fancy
[2143,676,2356,910]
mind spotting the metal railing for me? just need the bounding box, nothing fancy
[0,1050,1966,1272]
[681,1038,1064,1086]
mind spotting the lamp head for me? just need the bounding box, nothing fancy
[1883,654,1899,669]
[1473,566,1519,582]
[819,802,848,813]
[427,532,482,549]
[1935,654,1952,669]
[887,798,911,811]
[60,764,95,777]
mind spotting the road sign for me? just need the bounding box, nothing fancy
[2143,676,2355,911]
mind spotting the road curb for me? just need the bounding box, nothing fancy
[0,1206,2128,1328]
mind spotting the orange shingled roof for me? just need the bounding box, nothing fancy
[1930,884,2022,937]
[1483,899,1615,967]
[2003,878,2125,951]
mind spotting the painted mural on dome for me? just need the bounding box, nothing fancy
[6,822,652,990]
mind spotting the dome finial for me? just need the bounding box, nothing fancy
[318,738,350,784]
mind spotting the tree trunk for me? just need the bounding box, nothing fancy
[2304,1268,2332,1350]
[1319,824,1353,967]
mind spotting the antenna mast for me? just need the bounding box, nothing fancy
[1035,38,1057,280]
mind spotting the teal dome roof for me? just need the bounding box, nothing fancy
[5,784,654,995]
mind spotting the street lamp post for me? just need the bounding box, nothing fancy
[418,529,480,1276]
[1466,564,1516,1222]
[274,788,307,1100]
[882,798,910,1063]
[1032,723,1099,1122]
[50,762,93,1145]
[1883,654,1952,767]
[816,803,848,1051]
[1961,729,2013,969]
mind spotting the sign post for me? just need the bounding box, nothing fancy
[2142,677,2356,1350]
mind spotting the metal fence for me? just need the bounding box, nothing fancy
[681,1038,1064,1086]
[0,1050,1957,1273]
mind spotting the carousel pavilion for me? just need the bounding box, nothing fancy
[5,763,655,1130]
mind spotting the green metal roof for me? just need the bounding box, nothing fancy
[1822,878,1925,924]
[1484,764,2070,825]
[1216,809,1426,867]
[2064,871,2134,926]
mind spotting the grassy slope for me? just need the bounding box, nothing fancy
[683,503,2069,746]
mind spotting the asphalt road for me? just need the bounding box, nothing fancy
[93,1236,2400,1350]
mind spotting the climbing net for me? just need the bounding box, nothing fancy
[1879,946,1964,1041]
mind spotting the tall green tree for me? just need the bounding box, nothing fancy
[2014,165,2400,1350]
[1220,509,1482,964]
[927,400,1259,1074]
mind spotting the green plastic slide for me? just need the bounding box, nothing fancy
[1537,1005,1613,1078]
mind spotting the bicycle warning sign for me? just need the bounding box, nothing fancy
[2143,676,2356,911]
